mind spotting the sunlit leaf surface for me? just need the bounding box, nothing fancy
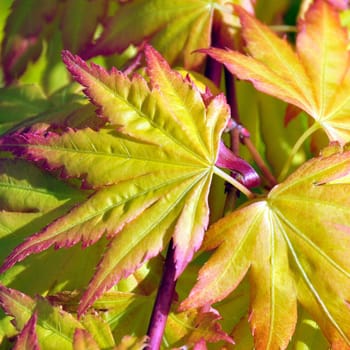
[0,45,230,315]
[203,0,350,145]
[0,285,83,350]
[182,146,350,349]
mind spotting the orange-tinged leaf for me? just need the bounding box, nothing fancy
[249,209,297,350]
[234,5,314,111]
[73,328,99,350]
[182,147,350,348]
[181,202,264,308]
[198,48,313,115]
[114,335,148,350]
[165,307,233,347]
[203,0,350,145]
[297,0,348,116]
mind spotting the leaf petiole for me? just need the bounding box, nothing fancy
[278,122,321,182]
[269,25,297,33]
[213,166,255,199]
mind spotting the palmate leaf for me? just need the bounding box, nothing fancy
[0,45,231,315]
[82,0,254,69]
[82,0,216,68]
[181,145,350,349]
[202,0,350,145]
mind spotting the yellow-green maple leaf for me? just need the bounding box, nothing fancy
[182,145,350,349]
[202,0,350,145]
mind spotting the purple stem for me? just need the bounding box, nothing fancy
[204,23,222,87]
[146,240,177,350]
[224,67,240,123]
[223,66,241,212]
[224,67,240,154]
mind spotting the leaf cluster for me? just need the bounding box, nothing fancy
[1,0,350,349]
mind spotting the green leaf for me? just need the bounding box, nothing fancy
[60,0,106,55]
[1,0,58,84]
[255,0,290,23]
[0,0,12,54]
[236,81,309,177]
[0,84,50,136]
[0,285,84,350]
[80,314,115,349]
[287,307,329,350]
[182,146,350,349]
[93,291,152,343]
[0,158,106,297]
[1,46,230,315]
[230,316,254,350]
[0,81,103,137]
[0,158,84,213]
[84,0,219,69]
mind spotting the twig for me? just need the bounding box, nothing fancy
[223,67,241,212]
[242,137,277,188]
[204,23,222,87]
[146,240,177,350]
[224,67,277,189]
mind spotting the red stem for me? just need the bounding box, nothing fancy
[146,240,177,350]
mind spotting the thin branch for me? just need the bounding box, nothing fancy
[242,136,278,188]
[224,67,240,124]
[224,67,277,189]
[204,23,222,87]
[146,240,177,350]
[223,67,240,212]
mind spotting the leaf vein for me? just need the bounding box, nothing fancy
[274,211,350,345]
